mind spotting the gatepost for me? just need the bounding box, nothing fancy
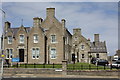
[62,60,67,75]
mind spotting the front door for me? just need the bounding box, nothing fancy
[19,49,24,62]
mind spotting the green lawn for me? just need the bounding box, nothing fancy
[5,62,117,70]
[67,62,114,70]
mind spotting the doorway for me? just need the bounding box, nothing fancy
[19,49,24,62]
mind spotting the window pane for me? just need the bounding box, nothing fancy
[6,49,9,59]
[82,54,84,58]
[20,35,24,43]
[51,35,56,43]
[34,34,38,43]
[51,48,56,59]
[96,54,99,58]
[8,36,12,44]
[10,49,12,58]
[81,45,84,50]
[32,48,36,59]
[36,48,39,58]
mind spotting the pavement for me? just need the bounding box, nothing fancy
[1,78,120,80]
[2,73,120,79]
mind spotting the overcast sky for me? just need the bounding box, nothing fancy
[0,2,118,56]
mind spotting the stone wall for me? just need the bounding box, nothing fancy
[3,68,120,77]
[3,68,62,75]
[67,70,119,76]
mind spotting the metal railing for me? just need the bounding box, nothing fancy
[67,64,120,70]
[4,63,62,69]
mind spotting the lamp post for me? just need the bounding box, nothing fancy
[0,9,6,80]
[0,8,6,55]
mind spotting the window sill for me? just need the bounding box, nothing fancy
[8,43,12,44]
[33,42,38,44]
[51,58,56,59]
[51,42,58,44]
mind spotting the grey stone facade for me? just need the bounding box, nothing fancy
[1,8,107,64]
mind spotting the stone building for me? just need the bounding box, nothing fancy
[1,8,72,64]
[71,29,107,63]
[1,8,107,64]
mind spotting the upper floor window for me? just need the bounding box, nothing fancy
[8,36,12,44]
[32,48,40,59]
[96,54,99,58]
[81,45,84,50]
[50,48,56,59]
[33,34,38,43]
[6,49,13,59]
[65,37,69,45]
[74,36,78,41]
[20,35,24,43]
[51,35,56,43]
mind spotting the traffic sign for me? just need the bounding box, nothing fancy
[12,58,20,62]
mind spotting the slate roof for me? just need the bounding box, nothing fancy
[5,27,31,37]
[89,41,107,53]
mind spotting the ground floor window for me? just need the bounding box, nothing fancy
[82,54,84,58]
[50,48,56,59]
[6,49,13,59]
[32,48,40,59]
[96,54,99,58]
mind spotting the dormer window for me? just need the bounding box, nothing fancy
[8,36,12,44]
[20,35,24,43]
[33,34,38,43]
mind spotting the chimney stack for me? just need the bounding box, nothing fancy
[33,17,43,27]
[94,34,99,42]
[73,28,81,35]
[46,8,55,18]
[61,19,66,28]
[61,19,66,36]
[5,21,11,32]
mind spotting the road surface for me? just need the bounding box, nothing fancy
[2,78,119,80]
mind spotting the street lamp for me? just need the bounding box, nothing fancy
[0,8,6,53]
[0,8,6,80]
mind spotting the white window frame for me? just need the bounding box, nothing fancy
[32,48,36,59]
[50,48,56,59]
[33,34,38,43]
[6,49,9,59]
[8,36,12,44]
[32,48,40,59]
[6,49,13,59]
[51,35,56,43]
[36,48,40,59]
[19,34,24,43]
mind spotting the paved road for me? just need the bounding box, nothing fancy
[1,78,120,80]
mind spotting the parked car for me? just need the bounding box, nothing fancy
[91,58,97,64]
[111,60,120,68]
[97,59,109,66]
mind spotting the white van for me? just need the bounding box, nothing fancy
[113,56,118,61]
